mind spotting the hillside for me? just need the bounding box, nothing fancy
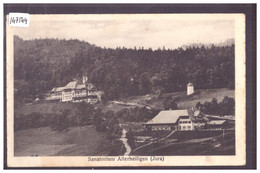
[177,88,234,109]
[14,36,235,101]
[14,101,80,116]
[14,126,116,156]
[120,88,234,110]
[16,88,234,123]
[130,130,235,156]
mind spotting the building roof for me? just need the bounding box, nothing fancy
[56,87,65,92]
[207,120,226,125]
[76,84,86,90]
[50,80,100,93]
[65,81,78,89]
[145,110,189,125]
[145,109,209,125]
[187,82,193,86]
[179,116,190,119]
[51,87,65,92]
[51,87,57,92]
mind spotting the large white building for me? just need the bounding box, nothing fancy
[46,76,103,104]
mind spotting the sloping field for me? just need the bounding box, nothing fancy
[15,88,234,116]
[122,88,234,110]
[177,88,234,109]
[14,126,113,156]
[15,102,78,116]
[98,102,137,113]
[131,130,235,156]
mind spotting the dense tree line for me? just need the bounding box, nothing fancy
[93,106,159,138]
[163,96,178,110]
[14,102,95,131]
[14,36,235,100]
[93,109,122,139]
[15,102,157,138]
[196,96,235,115]
[116,107,159,122]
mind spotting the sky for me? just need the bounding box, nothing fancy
[11,14,235,50]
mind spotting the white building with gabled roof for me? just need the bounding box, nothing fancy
[144,109,209,131]
[144,110,190,131]
[46,76,102,104]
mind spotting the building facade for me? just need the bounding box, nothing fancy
[46,76,102,104]
[178,116,193,131]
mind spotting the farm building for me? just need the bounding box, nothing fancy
[144,109,209,131]
[204,120,228,129]
[46,76,103,104]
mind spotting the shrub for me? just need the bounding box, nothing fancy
[163,96,178,110]
[199,96,235,115]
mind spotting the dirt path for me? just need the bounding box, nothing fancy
[110,101,151,109]
[120,128,131,156]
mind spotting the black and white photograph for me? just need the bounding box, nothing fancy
[5,4,253,168]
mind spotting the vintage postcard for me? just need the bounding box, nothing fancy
[5,12,247,167]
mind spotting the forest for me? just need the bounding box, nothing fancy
[196,97,235,115]
[14,36,235,100]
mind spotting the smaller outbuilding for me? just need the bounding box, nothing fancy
[187,82,194,95]
[205,120,228,129]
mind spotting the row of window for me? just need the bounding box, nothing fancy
[55,94,97,100]
[51,94,62,97]
[75,93,87,97]
[75,91,87,94]
[151,126,193,131]
[53,91,87,96]
[179,125,192,130]
[52,93,62,96]
[152,127,171,130]
[63,96,72,101]
[63,93,87,96]
[179,120,191,124]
